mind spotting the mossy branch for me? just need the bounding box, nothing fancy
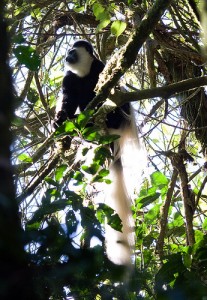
[87,0,173,110]
[110,76,207,106]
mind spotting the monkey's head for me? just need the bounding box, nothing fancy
[65,40,94,77]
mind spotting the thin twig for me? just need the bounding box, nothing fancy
[156,168,178,259]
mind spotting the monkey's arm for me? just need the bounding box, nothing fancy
[54,72,78,128]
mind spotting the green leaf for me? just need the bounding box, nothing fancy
[94,147,112,164]
[65,121,76,132]
[96,208,105,224]
[202,217,207,230]
[93,3,105,19]
[106,212,123,232]
[97,19,111,32]
[194,230,204,243]
[92,169,110,183]
[145,204,161,222]
[76,110,93,128]
[93,3,109,21]
[72,171,84,185]
[151,171,169,189]
[18,153,32,163]
[97,203,122,232]
[82,163,99,175]
[12,116,24,127]
[167,226,185,238]
[155,253,186,290]
[45,177,59,187]
[104,179,112,184]
[169,213,184,228]
[27,198,72,227]
[12,33,25,44]
[55,165,67,181]
[98,169,109,177]
[99,134,120,145]
[73,6,85,13]
[111,20,127,37]
[26,221,41,230]
[80,206,96,230]
[13,45,41,71]
[82,147,90,156]
[92,3,110,32]
[139,185,157,197]
[64,190,82,211]
[136,192,160,208]
[182,252,192,268]
[82,126,101,141]
[54,120,76,136]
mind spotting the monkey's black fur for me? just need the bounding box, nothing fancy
[54,40,129,130]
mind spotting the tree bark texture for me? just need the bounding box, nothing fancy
[0,2,37,299]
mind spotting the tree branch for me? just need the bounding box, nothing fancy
[87,0,173,109]
[17,152,60,204]
[0,4,37,298]
[160,150,195,246]
[171,154,195,246]
[14,133,55,175]
[110,76,207,106]
[93,76,207,124]
[156,168,178,259]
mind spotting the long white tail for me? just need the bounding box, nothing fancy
[105,106,144,266]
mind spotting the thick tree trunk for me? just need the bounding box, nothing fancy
[0,2,37,299]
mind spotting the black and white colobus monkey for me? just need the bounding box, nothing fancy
[54,40,130,130]
[54,40,139,267]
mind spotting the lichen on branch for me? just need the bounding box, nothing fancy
[87,0,173,110]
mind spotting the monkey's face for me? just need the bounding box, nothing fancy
[66,48,78,64]
[65,46,94,77]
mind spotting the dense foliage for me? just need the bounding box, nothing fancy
[1,0,207,298]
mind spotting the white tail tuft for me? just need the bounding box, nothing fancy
[105,159,134,266]
[105,106,145,266]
